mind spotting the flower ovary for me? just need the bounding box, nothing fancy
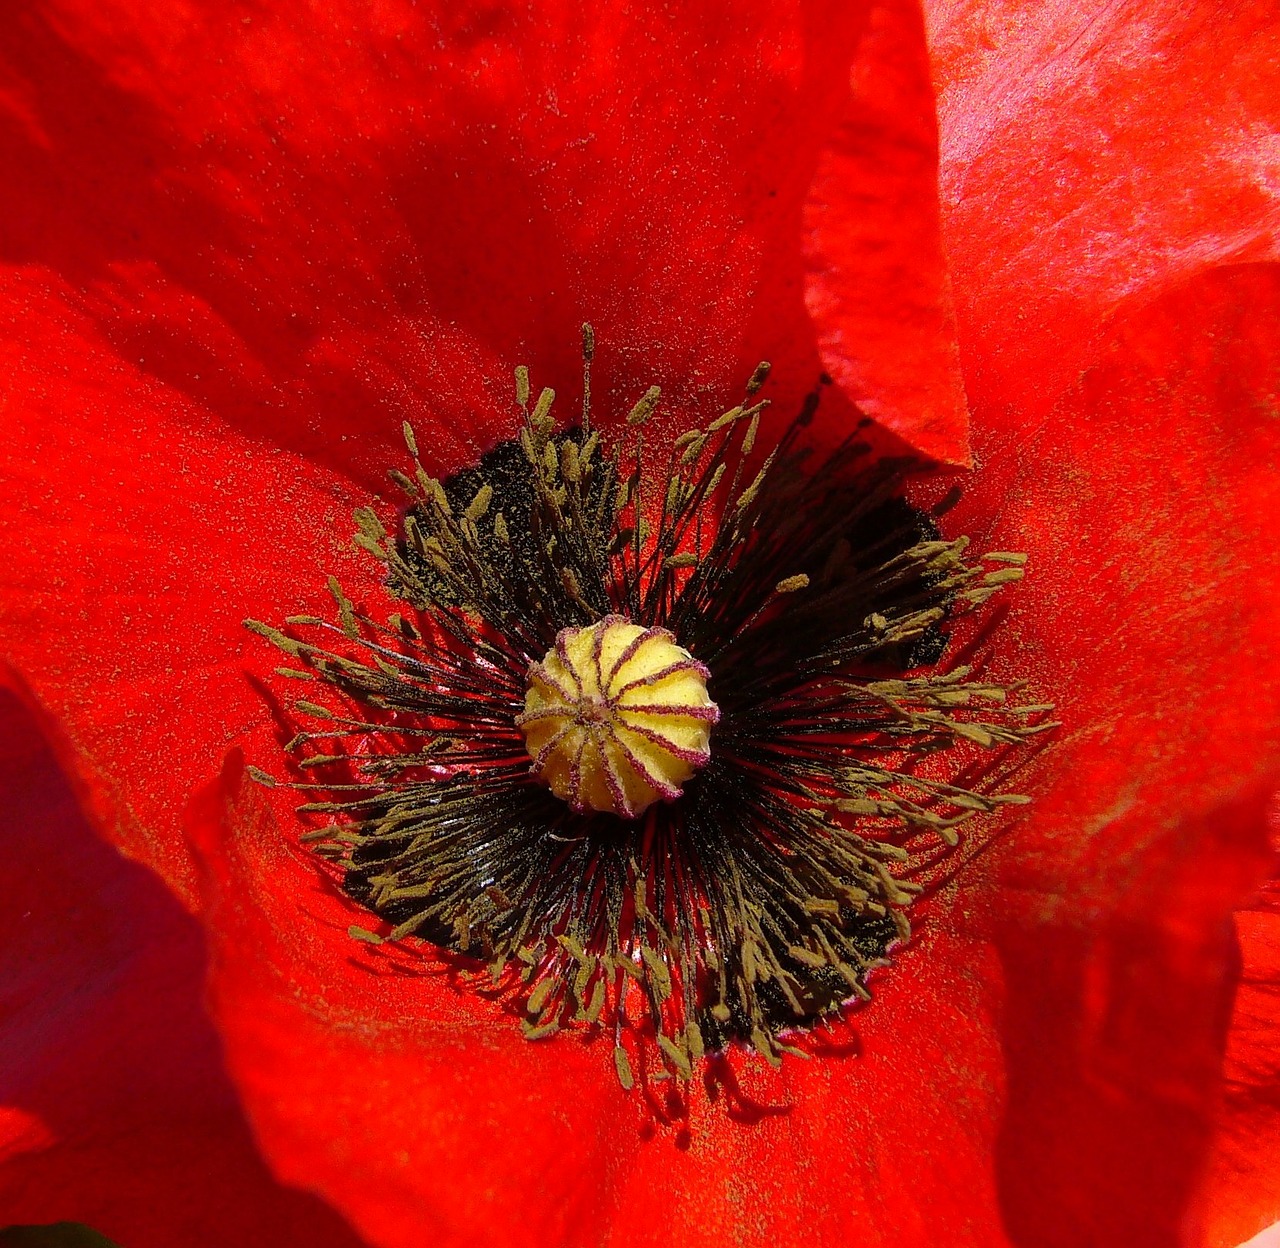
[518,616,718,818]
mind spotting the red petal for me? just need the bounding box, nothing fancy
[603,912,1015,1248]
[1,0,960,482]
[805,0,971,466]
[9,5,1280,1244]
[188,758,641,1248]
[945,262,1280,1245]
[0,690,369,1248]
[928,1,1280,425]
[989,793,1273,1248]
[1190,811,1280,1248]
[0,278,369,898]
[191,266,1280,1245]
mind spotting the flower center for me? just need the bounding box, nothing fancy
[518,616,719,818]
[246,326,1056,1089]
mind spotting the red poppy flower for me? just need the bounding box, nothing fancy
[2,2,1279,1247]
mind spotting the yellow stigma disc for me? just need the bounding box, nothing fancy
[517,615,719,818]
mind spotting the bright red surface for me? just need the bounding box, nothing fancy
[1,0,1279,1245]
[927,0,1280,425]
[952,263,1280,1248]
[0,0,965,900]
[192,754,1014,1248]
[805,0,971,465]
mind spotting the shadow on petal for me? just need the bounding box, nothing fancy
[0,689,370,1248]
[995,791,1274,1248]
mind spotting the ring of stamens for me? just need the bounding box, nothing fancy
[246,324,1055,1088]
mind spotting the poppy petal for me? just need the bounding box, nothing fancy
[4,0,993,890]
[948,261,1280,1245]
[192,750,1277,1248]
[2,0,963,479]
[190,263,1280,1248]
[989,792,1274,1248]
[594,910,1015,1248]
[0,689,370,1248]
[928,0,1280,425]
[804,0,971,466]
[188,755,641,1248]
[0,278,369,899]
[1190,814,1280,1248]
[191,743,1020,1248]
